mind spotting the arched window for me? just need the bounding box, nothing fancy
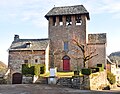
[62,55,70,71]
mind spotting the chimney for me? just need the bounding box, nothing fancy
[14,35,19,41]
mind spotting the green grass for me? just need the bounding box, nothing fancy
[40,71,82,78]
[56,72,74,77]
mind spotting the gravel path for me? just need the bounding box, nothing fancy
[0,84,120,94]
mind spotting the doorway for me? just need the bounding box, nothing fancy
[63,55,70,71]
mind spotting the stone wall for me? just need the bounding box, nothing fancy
[22,76,33,84]
[56,76,81,89]
[8,50,45,83]
[9,50,45,72]
[89,70,108,90]
[88,33,106,44]
[48,15,87,71]
[56,71,107,90]
[87,33,107,68]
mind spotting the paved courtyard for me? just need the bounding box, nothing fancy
[0,84,120,94]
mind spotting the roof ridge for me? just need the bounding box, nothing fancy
[53,5,83,8]
[45,5,90,20]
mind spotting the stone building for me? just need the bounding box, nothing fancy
[87,33,107,68]
[45,5,106,71]
[8,5,107,83]
[8,35,50,83]
[45,5,90,71]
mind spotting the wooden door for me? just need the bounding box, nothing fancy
[63,59,70,71]
[12,73,22,84]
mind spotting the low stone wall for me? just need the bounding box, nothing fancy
[56,76,80,89]
[89,70,108,90]
[56,71,108,90]
[22,76,33,84]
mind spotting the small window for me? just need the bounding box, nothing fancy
[35,59,38,63]
[26,42,31,48]
[64,41,69,51]
[24,60,28,64]
[59,16,63,26]
[76,15,82,25]
[40,66,44,74]
[53,16,56,26]
[66,16,72,26]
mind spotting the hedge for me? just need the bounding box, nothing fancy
[22,64,45,76]
[81,68,92,75]
[107,71,116,85]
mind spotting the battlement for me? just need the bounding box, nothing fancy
[88,33,107,44]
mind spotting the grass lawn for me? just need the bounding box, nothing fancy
[56,72,74,77]
[40,71,81,78]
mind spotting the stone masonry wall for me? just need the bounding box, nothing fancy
[89,70,107,90]
[87,44,106,67]
[57,71,107,90]
[49,15,87,71]
[87,33,107,68]
[8,50,45,83]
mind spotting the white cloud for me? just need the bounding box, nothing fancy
[1,0,120,27]
[0,0,82,27]
[83,0,120,15]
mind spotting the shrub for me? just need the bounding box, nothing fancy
[107,71,116,85]
[74,70,79,76]
[81,68,92,75]
[22,64,45,76]
[22,64,35,76]
[103,85,110,90]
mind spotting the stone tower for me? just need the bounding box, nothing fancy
[87,33,107,68]
[45,5,90,71]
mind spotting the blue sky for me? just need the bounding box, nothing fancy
[0,0,120,65]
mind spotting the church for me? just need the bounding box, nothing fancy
[8,5,107,84]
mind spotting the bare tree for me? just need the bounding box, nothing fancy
[72,38,98,68]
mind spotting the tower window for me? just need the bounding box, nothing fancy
[64,41,69,51]
[53,16,56,26]
[76,15,82,25]
[66,16,72,25]
[59,16,63,26]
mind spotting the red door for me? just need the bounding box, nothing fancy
[63,59,70,71]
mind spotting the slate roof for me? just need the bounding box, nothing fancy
[9,38,50,51]
[45,5,90,20]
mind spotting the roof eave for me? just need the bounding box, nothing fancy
[45,13,90,20]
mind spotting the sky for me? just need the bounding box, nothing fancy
[0,0,120,65]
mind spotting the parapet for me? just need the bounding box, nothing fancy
[88,33,107,44]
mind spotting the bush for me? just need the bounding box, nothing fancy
[22,64,35,76]
[81,68,92,75]
[22,64,45,76]
[107,71,116,85]
[0,79,7,84]
[74,71,79,76]
[103,85,110,90]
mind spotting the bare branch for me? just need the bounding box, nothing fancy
[72,37,98,68]
[72,39,85,53]
[86,54,98,61]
